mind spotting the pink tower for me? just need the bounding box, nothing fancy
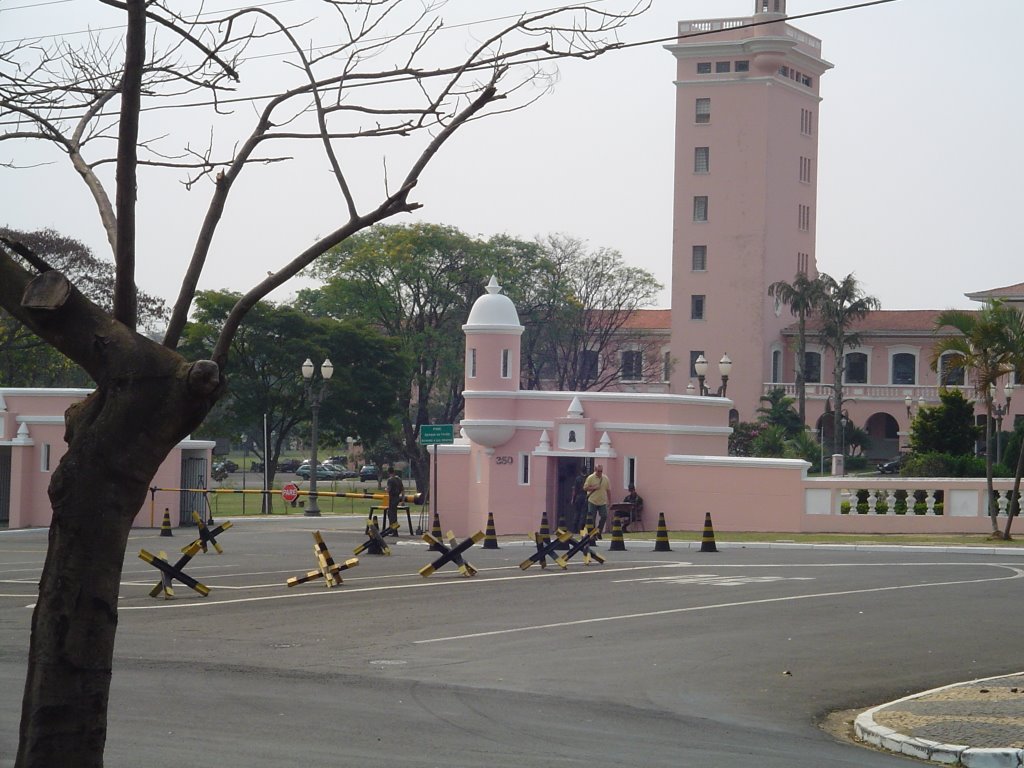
[666,0,832,421]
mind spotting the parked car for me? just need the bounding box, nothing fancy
[359,464,379,481]
[296,461,345,480]
[211,459,238,481]
[277,458,302,473]
[877,456,903,474]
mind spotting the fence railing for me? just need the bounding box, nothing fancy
[804,476,1018,520]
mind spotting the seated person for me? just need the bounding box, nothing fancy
[614,484,644,532]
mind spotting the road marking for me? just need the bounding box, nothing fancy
[615,574,816,586]
[415,565,1024,644]
[116,563,684,610]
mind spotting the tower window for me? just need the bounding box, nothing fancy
[501,348,510,378]
[798,204,811,231]
[735,60,750,72]
[715,61,731,74]
[695,98,711,124]
[694,146,709,174]
[689,350,705,378]
[697,62,711,74]
[801,108,814,135]
[693,196,708,222]
[691,295,706,320]
[692,245,707,271]
[469,347,477,378]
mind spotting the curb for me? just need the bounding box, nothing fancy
[854,673,1024,767]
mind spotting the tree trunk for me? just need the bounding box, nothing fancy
[1004,440,1024,540]
[17,346,219,767]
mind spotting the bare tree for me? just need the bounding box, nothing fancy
[520,234,663,391]
[0,2,647,764]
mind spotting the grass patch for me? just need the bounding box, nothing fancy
[626,531,1024,547]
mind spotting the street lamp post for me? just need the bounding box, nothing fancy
[693,353,732,397]
[301,357,334,517]
[992,382,1014,465]
[241,433,248,516]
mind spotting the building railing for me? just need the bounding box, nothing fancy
[677,19,822,50]
[764,382,957,403]
[805,476,1018,519]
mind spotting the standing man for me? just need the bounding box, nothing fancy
[385,466,404,535]
[583,464,611,535]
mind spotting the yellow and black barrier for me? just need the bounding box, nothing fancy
[148,485,427,523]
[287,531,358,588]
[419,530,484,578]
[353,520,395,556]
[184,511,233,554]
[519,528,572,570]
[139,542,209,599]
[554,527,605,570]
[428,511,444,551]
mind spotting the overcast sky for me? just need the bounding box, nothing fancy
[2,0,1021,313]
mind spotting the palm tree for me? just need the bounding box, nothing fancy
[757,387,803,437]
[817,273,880,457]
[997,308,1024,539]
[768,272,826,425]
[931,301,1019,536]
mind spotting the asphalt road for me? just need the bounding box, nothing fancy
[2,517,1023,767]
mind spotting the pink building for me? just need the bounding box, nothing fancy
[667,0,832,422]
[431,4,1014,538]
[0,388,213,529]
[664,1,1018,452]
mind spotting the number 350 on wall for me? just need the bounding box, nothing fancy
[495,456,513,465]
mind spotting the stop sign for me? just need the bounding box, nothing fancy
[282,483,299,503]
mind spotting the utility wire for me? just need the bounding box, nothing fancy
[0,0,899,123]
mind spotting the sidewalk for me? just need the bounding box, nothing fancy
[855,672,1024,767]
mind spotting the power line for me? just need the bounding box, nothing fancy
[0,1,899,124]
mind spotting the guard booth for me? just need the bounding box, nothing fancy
[180,455,209,525]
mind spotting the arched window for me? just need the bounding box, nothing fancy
[891,352,916,385]
[940,352,966,386]
[804,351,821,383]
[845,352,868,384]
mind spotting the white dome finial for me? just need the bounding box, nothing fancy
[486,275,502,295]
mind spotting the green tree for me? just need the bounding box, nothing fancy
[817,273,880,455]
[931,301,1019,535]
[756,387,803,437]
[181,291,406,489]
[0,4,642,764]
[768,272,826,425]
[299,222,509,491]
[909,388,980,456]
[0,228,166,386]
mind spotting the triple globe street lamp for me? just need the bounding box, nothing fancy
[301,357,333,517]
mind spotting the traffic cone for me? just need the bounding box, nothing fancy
[700,511,719,553]
[483,512,499,549]
[160,508,173,537]
[653,512,671,552]
[608,519,626,551]
[428,510,443,551]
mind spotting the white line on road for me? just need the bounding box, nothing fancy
[414,565,1024,643]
